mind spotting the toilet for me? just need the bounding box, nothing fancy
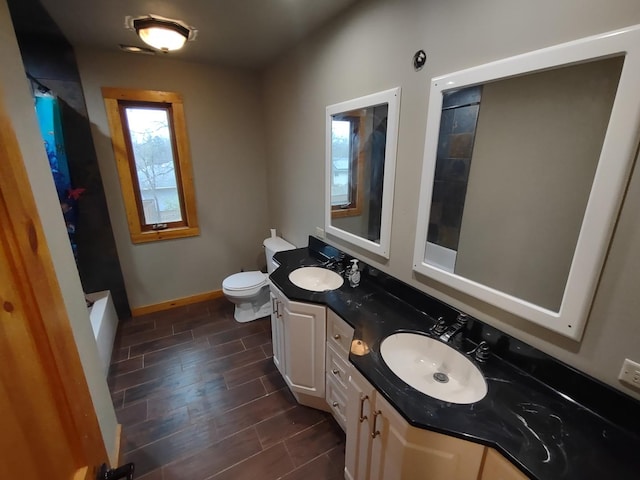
[222,233,295,322]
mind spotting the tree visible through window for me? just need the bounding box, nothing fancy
[124,106,182,224]
[102,88,199,243]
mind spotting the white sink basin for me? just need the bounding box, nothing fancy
[380,332,487,404]
[288,267,344,292]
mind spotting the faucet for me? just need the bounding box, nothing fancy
[438,313,468,343]
[429,317,447,336]
[321,253,345,272]
[467,341,491,363]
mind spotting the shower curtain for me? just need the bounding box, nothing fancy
[34,94,81,261]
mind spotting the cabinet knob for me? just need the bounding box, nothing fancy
[333,334,341,340]
[332,369,339,375]
[332,401,339,407]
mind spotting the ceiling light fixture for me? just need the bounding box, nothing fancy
[133,17,191,52]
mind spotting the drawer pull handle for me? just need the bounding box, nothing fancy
[371,410,382,438]
[332,369,339,375]
[332,401,339,407]
[334,334,341,340]
[359,395,368,423]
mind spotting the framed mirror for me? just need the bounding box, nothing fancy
[325,88,401,258]
[413,25,640,340]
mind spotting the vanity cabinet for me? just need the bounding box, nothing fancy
[270,287,528,478]
[479,449,529,480]
[325,310,354,430]
[346,367,485,480]
[269,284,326,403]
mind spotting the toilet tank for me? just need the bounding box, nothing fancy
[263,236,296,274]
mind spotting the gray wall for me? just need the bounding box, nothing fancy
[0,0,118,462]
[77,50,272,309]
[262,0,640,400]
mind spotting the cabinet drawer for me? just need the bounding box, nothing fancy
[326,375,348,430]
[326,342,350,390]
[327,310,354,355]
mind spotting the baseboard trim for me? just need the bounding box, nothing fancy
[131,290,224,317]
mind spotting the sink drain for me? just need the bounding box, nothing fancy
[433,372,449,383]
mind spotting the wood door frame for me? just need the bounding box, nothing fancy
[0,90,108,477]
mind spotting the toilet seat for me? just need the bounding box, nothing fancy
[222,271,268,297]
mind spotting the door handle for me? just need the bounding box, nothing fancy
[371,410,382,438]
[358,394,369,423]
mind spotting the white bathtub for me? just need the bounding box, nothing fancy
[86,290,118,377]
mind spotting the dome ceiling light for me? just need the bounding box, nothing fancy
[128,15,195,52]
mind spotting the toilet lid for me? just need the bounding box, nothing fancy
[223,271,267,292]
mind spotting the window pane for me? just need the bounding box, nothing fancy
[331,119,351,206]
[125,107,183,224]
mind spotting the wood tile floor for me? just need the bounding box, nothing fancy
[108,297,345,480]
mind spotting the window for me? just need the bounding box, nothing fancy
[330,113,364,218]
[102,88,199,243]
[330,119,353,206]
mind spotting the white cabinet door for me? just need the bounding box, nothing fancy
[347,368,485,480]
[269,289,284,375]
[269,284,326,399]
[281,297,326,397]
[345,369,375,480]
[351,372,403,480]
[369,392,399,480]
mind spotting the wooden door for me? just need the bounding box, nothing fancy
[0,90,108,478]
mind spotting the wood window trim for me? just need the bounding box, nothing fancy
[331,112,365,219]
[102,87,199,243]
[118,101,187,233]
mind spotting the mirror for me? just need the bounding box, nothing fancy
[325,88,401,258]
[413,25,640,340]
[428,58,624,312]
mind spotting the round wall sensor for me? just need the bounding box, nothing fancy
[413,50,427,71]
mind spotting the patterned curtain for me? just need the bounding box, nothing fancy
[34,94,81,262]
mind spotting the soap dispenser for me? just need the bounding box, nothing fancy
[347,259,360,288]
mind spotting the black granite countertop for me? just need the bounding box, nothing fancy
[269,237,640,480]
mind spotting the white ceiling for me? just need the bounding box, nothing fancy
[39,0,358,69]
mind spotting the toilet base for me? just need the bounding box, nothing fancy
[233,299,272,323]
